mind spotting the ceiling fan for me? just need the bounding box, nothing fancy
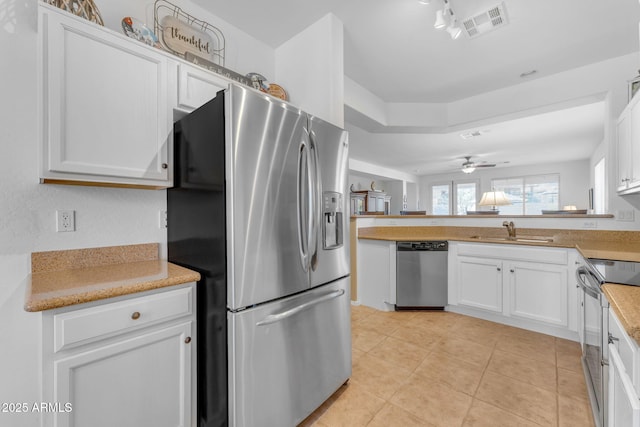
[461,156,497,174]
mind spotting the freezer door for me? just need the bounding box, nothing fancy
[308,116,350,287]
[226,86,312,309]
[228,278,351,427]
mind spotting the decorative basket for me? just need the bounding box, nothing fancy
[44,0,104,26]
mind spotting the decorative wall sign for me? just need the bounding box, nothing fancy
[160,15,214,62]
[154,0,225,66]
[184,53,250,86]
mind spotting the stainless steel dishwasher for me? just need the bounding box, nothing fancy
[396,241,448,310]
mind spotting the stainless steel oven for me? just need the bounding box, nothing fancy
[576,264,609,427]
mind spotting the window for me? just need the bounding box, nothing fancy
[431,184,450,215]
[594,158,606,214]
[491,174,559,215]
[430,181,477,215]
[455,182,477,215]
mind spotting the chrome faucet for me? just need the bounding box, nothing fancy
[503,221,516,240]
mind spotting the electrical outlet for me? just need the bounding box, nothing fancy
[56,210,75,232]
[616,210,635,221]
[582,221,597,229]
[159,209,167,228]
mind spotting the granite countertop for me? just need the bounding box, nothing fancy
[357,225,640,343]
[602,284,640,344]
[24,243,200,312]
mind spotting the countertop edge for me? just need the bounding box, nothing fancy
[602,284,640,346]
[24,262,201,312]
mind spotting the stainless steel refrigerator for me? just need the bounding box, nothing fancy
[168,84,351,427]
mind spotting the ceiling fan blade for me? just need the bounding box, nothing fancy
[475,163,496,168]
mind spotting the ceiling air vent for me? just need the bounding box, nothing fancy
[461,2,508,39]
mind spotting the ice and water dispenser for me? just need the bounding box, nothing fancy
[322,192,343,249]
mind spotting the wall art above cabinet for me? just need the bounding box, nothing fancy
[38,4,173,189]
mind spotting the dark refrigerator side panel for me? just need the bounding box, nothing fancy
[168,92,228,427]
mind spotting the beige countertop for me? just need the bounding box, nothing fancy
[25,243,200,312]
[357,225,640,342]
[603,284,640,344]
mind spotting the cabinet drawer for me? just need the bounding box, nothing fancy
[53,286,193,352]
[457,243,567,265]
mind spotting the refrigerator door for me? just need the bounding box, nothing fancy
[228,278,351,427]
[226,86,312,310]
[308,116,350,288]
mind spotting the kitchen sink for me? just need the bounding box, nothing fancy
[469,236,554,243]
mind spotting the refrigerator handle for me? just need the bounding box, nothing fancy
[255,289,345,326]
[297,136,310,271]
[308,130,322,271]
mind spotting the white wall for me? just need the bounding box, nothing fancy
[420,160,590,215]
[0,2,275,424]
[381,180,404,215]
[275,14,344,127]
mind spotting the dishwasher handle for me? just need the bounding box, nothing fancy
[397,241,448,251]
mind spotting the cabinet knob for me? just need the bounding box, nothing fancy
[185,337,192,344]
[161,163,168,169]
[497,267,501,272]
[510,269,515,273]
[131,311,141,320]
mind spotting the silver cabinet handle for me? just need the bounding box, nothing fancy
[256,289,344,326]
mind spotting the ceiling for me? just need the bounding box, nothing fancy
[193,0,639,177]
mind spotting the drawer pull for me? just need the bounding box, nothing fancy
[131,311,141,320]
[161,163,168,169]
[185,337,192,344]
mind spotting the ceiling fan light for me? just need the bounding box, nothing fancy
[418,0,430,4]
[447,23,462,39]
[434,10,446,28]
[462,165,475,174]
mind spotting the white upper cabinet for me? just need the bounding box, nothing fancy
[176,62,228,112]
[39,4,172,188]
[618,111,632,192]
[617,93,640,195]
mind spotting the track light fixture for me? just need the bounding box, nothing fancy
[433,0,462,40]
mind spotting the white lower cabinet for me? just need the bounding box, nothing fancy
[457,256,503,313]
[356,239,396,311]
[608,309,640,427]
[507,260,568,326]
[449,242,574,337]
[42,284,196,427]
[609,344,640,427]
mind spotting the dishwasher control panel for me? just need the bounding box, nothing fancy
[397,241,448,251]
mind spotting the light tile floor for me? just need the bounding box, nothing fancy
[300,305,595,427]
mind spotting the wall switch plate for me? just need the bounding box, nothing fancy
[56,210,75,232]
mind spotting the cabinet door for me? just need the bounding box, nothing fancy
[618,111,632,192]
[609,344,640,427]
[506,261,568,327]
[630,102,640,190]
[50,322,192,427]
[457,256,503,313]
[40,6,171,187]
[177,63,228,111]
